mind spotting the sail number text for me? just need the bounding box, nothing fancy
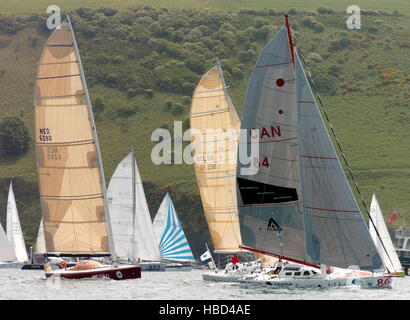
[39,128,53,142]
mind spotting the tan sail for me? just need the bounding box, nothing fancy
[190,62,242,253]
[34,21,110,255]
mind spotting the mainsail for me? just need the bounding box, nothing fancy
[34,18,113,256]
[237,17,383,270]
[369,194,403,273]
[152,193,195,261]
[6,181,28,262]
[107,151,160,261]
[190,61,242,253]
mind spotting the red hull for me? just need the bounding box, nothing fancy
[45,265,141,280]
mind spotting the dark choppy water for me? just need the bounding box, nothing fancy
[0,269,409,300]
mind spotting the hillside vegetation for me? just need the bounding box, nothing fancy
[0,6,409,256]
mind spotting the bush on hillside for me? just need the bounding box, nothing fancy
[0,117,30,156]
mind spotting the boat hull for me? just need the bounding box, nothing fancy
[165,264,193,272]
[21,264,44,270]
[262,274,398,289]
[45,265,141,280]
[140,262,166,272]
[0,262,22,269]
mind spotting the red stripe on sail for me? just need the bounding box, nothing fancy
[303,206,360,213]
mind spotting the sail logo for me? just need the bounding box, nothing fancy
[250,126,281,139]
[267,218,282,232]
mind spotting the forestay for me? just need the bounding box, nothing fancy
[153,193,195,261]
[34,22,110,255]
[190,62,242,253]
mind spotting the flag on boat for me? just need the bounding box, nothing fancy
[200,250,211,261]
[387,211,398,224]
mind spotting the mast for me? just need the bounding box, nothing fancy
[66,15,117,262]
[131,148,138,260]
[284,15,295,66]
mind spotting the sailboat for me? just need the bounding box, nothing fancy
[189,60,242,255]
[236,15,398,288]
[0,220,19,268]
[6,181,28,263]
[369,194,404,276]
[152,193,195,271]
[107,150,164,271]
[34,16,140,280]
[190,61,271,281]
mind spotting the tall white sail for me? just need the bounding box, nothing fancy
[369,194,403,273]
[153,193,195,261]
[6,182,28,262]
[0,222,17,263]
[107,152,160,261]
[34,218,47,255]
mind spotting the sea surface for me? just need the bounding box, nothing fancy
[0,268,409,300]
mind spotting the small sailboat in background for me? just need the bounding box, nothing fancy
[1,181,28,268]
[236,15,398,288]
[152,193,195,271]
[369,194,404,276]
[6,181,28,264]
[0,220,19,268]
[107,150,165,271]
[34,16,140,280]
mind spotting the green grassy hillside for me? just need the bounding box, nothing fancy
[0,5,409,256]
[1,0,409,15]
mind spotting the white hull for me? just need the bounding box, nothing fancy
[258,274,398,289]
[241,265,399,289]
[0,262,23,269]
[202,271,243,283]
[165,264,193,272]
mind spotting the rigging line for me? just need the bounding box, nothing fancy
[293,30,395,273]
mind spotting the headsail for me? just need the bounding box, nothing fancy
[190,62,242,253]
[107,152,160,261]
[237,17,383,270]
[296,50,382,270]
[369,194,402,273]
[0,222,17,263]
[153,193,195,261]
[34,218,47,255]
[34,19,112,256]
[6,182,28,262]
